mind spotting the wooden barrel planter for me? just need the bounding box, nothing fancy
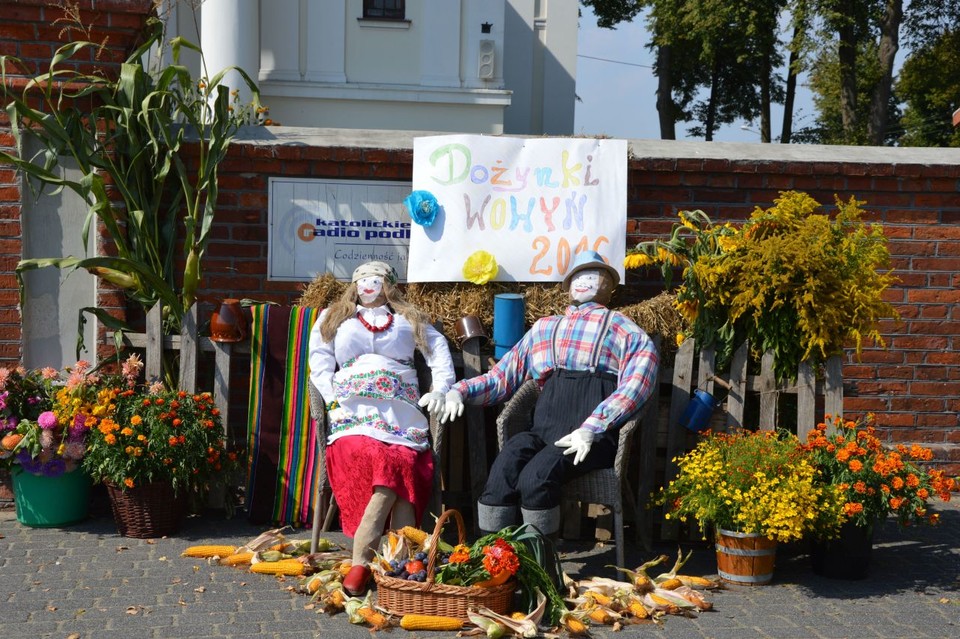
[715,529,777,585]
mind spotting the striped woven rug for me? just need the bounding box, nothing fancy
[245,304,321,525]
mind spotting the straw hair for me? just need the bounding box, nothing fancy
[318,279,432,354]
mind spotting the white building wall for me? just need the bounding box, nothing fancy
[503,0,577,135]
[161,0,576,136]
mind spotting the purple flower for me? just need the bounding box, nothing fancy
[38,411,58,429]
[27,396,40,405]
[69,413,89,437]
[41,457,67,477]
[0,390,7,410]
[0,416,16,431]
[16,450,42,474]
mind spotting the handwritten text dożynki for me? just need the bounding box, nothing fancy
[427,144,601,191]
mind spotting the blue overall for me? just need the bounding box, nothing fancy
[477,312,620,534]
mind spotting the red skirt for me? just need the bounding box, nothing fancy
[325,435,434,538]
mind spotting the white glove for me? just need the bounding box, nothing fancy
[417,391,446,415]
[440,389,465,424]
[554,427,597,466]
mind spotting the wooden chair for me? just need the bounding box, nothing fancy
[308,360,446,553]
[495,379,646,569]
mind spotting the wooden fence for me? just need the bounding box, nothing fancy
[117,303,247,445]
[635,337,843,544]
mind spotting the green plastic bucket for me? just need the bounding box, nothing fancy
[12,466,91,527]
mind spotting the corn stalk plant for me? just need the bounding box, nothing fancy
[0,16,260,386]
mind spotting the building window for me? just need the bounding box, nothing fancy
[363,0,405,20]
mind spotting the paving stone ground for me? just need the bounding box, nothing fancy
[2,498,958,639]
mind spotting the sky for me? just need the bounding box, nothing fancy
[573,5,817,143]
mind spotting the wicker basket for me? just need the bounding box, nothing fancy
[374,509,515,621]
[106,481,185,538]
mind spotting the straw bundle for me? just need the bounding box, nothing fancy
[296,275,684,353]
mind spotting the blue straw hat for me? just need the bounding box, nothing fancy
[561,250,620,290]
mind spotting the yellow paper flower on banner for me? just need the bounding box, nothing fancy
[462,250,499,285]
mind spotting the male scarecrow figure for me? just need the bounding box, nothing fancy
[427,250,659,537]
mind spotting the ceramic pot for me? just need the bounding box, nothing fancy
[210,299,248,343]
[454,315,488,347]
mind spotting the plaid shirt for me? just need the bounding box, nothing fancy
[453,302,659,433]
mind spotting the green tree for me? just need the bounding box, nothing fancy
[896,29,960,147]
[583,0,789,142]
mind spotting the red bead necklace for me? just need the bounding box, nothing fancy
[356,311,394,333]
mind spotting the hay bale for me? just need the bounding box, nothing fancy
[296,274,683,354]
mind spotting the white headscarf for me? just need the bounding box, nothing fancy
[351,261,398,284]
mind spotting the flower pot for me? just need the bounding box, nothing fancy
[810,521,874,580]
[106,481,185,538]
[12,465,91,527]
[715,528,777,585]
[210,298,248,343]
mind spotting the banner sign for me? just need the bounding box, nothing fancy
[407,135,627,282]
[268,178,411,281]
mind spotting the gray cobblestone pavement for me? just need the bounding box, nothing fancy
[2,499,958,639]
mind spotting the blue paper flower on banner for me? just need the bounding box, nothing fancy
[404,190,439,227]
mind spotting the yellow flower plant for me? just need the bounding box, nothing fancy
[658,429,839,542]
[625,191,897,381]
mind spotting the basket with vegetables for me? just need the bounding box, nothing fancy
[372,509,566,624]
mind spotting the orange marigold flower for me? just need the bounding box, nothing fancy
[169,436,179,446]
[880,484,890,493]
[121,427,134,436]
[853,481,867,494]
[929,513,941,525]
[889,497,904,510]
[105,434,117,445]
[848,459,863,472]
[892,476,905,490]
[124,477,135,488]
[131,415,142,426]
[173,418,182,427]
[836,449,851,463]
[905,473,920,488]
[843,502,864,516]
[449,544,471,564]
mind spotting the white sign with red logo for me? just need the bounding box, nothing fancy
[268,178,410,281]
[406,135,627,282]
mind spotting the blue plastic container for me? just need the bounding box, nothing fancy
[493,293,525,359]
[679,389,718,433]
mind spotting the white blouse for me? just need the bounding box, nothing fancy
[308,305,456,449]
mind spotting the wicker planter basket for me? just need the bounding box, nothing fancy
[374,509,515,621]
[106,481,185,538]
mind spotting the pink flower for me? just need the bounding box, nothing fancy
[0,367,9,391]
[74,360,90,373]
[38,411,58,429]
[122,353,143,386]
[63,441,85,460]
[66,371,85,391]
[41,367,59,380]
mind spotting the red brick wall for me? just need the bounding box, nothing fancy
[0,0,154,362]
[184,139,960,476]
[1,3,958,477]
